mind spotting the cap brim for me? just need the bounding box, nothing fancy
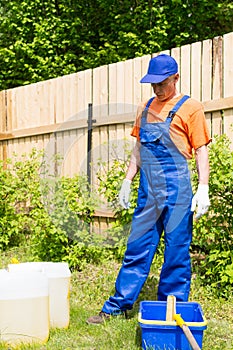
[140,73,171,84]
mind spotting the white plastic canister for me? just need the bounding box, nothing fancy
[8,262,71,329]
[0,269,49,346]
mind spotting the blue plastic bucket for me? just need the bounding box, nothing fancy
[138,301,207,350]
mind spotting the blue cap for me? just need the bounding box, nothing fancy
[140,54,178,83]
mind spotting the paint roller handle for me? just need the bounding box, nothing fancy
[173,314,201,350]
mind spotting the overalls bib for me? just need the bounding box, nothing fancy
[102,95,193,314]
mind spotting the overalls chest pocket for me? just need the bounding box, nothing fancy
[140,123,165,144]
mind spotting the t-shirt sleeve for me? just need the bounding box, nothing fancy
[130,102,144,141]
[187,106,211,150]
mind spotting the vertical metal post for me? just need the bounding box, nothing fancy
[87,103,96,185]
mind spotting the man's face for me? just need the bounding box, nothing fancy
[151,74,178,101]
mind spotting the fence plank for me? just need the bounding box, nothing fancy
[109,59,134,113]
[64,70,92,176]
[212,111,223,136]
[202,39,213,135]
[223,32,233,98]
[55,76,65,124]
[223,109,233,144]
[124,59,134,114]
[24,83,40,128]
[0,91,6,133]
[211,36,223,137]
[93,65,108,118]
[76,70,92,120]
[47,79,56,125]
[66,74,79,121]
[204,113,212,134]
[62,130,72,176]
[141,55,153,102]
[116,61,125,115]
[98,125,109,185]
[133,57,143,109]
[92,65,108,187]
[6,89,14,131]
[109,62,118,115]
[14,87,23,129]
[35,82,46,128]
[171,47,181,93]
[191,41,202,100]
[108,124,117,170]
[56,132,65,176]
[76,128,87,175]
[0,92,4,133]
[43,133,56,176]
[212,36,223,99]
[180,44,191,96]
[62,128,86,177]
[223,32,233,144]
[202,39,212,101]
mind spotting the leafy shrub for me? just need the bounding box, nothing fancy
[0,149,106,268]
[98,157,139,235]
[191,134,233,296]
[0,159,24,249]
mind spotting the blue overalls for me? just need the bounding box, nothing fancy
[102,95,193,315]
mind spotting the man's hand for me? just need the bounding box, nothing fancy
[119,179,132,209]
[191,184,210,219]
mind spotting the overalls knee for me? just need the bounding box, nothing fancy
[102,95,193,315]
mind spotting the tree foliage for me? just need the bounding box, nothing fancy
[0,0,233,89]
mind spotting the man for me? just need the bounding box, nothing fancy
[87,54,211,324]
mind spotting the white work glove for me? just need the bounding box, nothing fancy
[119,178,132,209]
[191,184,210,219]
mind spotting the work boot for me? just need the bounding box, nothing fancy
[86,310,127,325]
[86,311,111,325]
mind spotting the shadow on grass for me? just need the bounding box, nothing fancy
[135,324,143,349]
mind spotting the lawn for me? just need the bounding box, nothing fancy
[0,255,232,350]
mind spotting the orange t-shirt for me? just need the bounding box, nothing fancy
[131,94,211,159]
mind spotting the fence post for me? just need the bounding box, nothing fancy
[87,103,96,185]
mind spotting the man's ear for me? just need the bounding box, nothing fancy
[174,73,179,82]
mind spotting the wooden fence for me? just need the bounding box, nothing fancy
[1,32,233,233]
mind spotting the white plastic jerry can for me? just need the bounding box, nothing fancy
[8,261,71,329]
[0,269,49,346]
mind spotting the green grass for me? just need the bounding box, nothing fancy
[0,252,232,350]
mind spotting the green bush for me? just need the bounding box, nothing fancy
[98,157,139,235]
[98,134,233,296]
[0,149,106,269]
[191,134,233,296]
[0,159,24,249]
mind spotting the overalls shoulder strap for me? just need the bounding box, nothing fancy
[141,97,155,127]
[167,95,190,120]
[145,96,155,110]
